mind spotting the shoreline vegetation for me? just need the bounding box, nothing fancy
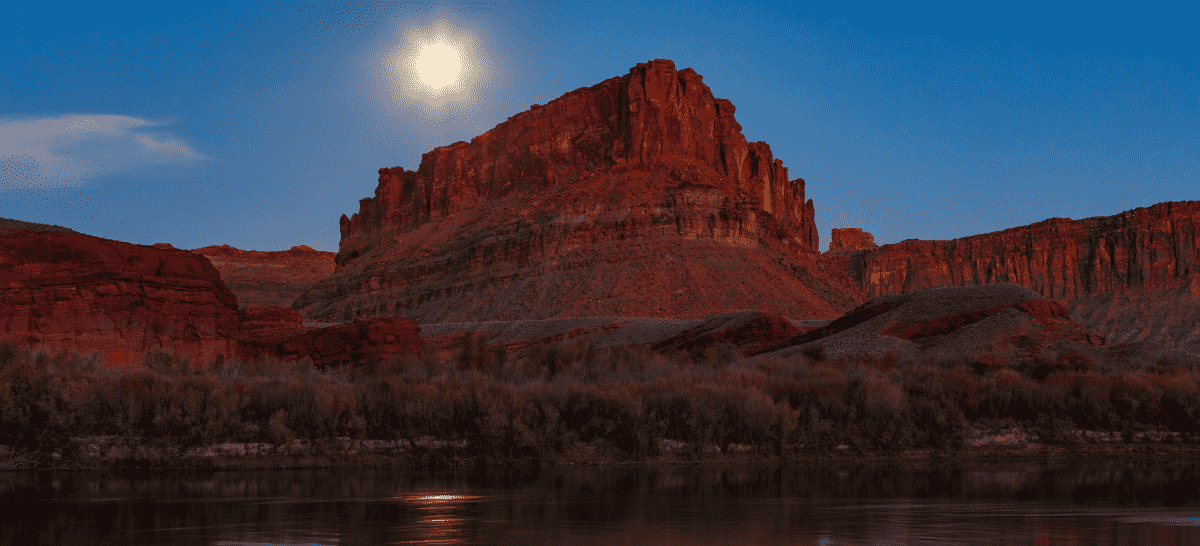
[3,337,1200,471]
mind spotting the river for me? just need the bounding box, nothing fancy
[3,458,1199,545]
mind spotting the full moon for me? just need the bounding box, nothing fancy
[411,39,464,91]
[381,18,493,116]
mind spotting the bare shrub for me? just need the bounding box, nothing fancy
[847,367,911,450]
[268,409,294,445]
[143,349,190,376]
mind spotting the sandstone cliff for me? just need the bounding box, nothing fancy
[296,59,859,324]
[191,244,335,310]
[822,202,1200,351]
[0,228,240,364]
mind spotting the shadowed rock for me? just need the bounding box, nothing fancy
[238,314,422,368]
[756,284,1109,364]
[653,310,807,356]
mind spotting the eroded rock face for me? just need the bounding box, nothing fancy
[828,228,877,252]
[191,244,335,309]
[822,201,1200,351]
[0,228,240,364]
[296,59,859,324]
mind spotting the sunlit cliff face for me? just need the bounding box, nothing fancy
[381,19,494,121]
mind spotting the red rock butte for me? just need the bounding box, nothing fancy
[295,59,861,324]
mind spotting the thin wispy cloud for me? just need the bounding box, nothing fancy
[0,115,211,192]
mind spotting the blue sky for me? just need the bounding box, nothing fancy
[2,1,1196,252]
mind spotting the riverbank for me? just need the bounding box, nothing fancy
[6,339,1200,473]
[6,430,1200,471]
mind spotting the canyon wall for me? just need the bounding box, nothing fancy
[824,201,1200,350]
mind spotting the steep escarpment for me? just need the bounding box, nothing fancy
[191,244,335,309]
[0,228,240,364]
[823,202,1200,351]
[296,59,858,324]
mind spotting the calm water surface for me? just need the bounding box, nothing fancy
[3,458,1200,545]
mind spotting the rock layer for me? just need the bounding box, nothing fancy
[191,244,335,310]
[0,228,240,364]
[296,59,858,324]
[821,201,1200,352]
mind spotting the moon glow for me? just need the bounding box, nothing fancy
[381,19,494,120]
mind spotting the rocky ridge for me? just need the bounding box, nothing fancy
[295,59,859,324]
